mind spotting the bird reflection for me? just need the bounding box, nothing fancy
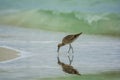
[57,57,81,75]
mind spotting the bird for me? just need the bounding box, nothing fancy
[57,57,81,75]
[57,32,82,54]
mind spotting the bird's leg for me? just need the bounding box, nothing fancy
[68,56,71,65]
[67,44,71,59]
[68,44,71,53]
[67,44,74,65]
[68,54,74,65]
[57,56,60,64]
[68,44,74,53]
[70,44,74,53]
[71,55,74,62]
[57,52,60,57]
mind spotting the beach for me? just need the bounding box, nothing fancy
[0,47,20,62]
[0,25,120,80]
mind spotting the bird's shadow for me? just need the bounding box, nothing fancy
[57,56,81,75]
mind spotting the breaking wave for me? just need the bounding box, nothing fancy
[0,9,120,36]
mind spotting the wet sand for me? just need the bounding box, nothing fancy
[0,47,20,62]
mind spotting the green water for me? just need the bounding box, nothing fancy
[37,71,120,80]
[0,10,120,36]
[0,0,120,36]
[0,0,120,13]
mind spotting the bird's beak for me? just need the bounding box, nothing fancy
[57,56,60,63]
[57,47,60,52]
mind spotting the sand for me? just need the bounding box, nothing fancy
[0,47,20,62]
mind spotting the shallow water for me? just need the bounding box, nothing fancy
[0,25,120,80]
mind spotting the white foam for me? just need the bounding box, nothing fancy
[85,14,109,24]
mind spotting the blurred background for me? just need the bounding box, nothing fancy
[0,0,120,36]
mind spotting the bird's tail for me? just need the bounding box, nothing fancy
[75,32,82,37]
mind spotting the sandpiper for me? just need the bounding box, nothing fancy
[57,32,82,53]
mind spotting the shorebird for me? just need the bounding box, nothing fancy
[57,32,82,54]
[57,57,81,75]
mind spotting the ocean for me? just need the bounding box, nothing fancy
[0,0,120,36]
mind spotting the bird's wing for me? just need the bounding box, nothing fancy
[62,35,75,43]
